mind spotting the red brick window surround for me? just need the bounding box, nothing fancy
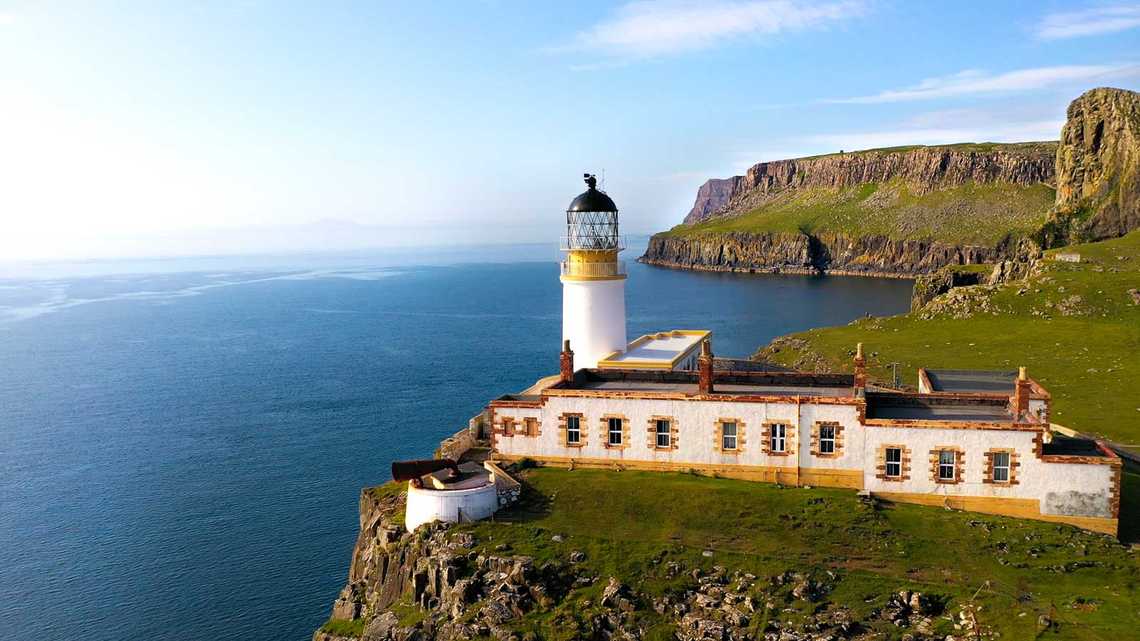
[929,446,964,484]
[601,414,630,449]
[762,421,792,456]
[523,417,540,437]
[647,416,679,450]
[876,444,911,482]
[560,413,585,448]
[811,421,843,458]
[984,448,1019,485]
[500,416,516,438]
[715,419,746,454]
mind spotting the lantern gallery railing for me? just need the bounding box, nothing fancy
[560,260,627,279]
[558,234,628,252]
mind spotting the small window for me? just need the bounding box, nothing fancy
[608,417,623,446]
[502,417,515,435]
[655,419,671,448]
[819,424,836,454]
[938,450,956,480]
[885,447,902,478]
[992,452,1010,483]
[566,415,581,444]
[721,422,738,450]
[770,423,786,453]
[524,417,539,437]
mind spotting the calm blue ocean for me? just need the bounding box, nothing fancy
[0,239,912,641]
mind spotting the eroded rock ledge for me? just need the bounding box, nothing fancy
[640,231,1039,278]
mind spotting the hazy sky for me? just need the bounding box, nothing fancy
[1,1,1138,261]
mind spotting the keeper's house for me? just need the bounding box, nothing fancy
[484,176,1122,536]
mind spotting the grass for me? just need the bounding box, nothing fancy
[666,179,1056,246]
[461,467,1140,641]
[319,618,365,638]
[759,230,1140,448]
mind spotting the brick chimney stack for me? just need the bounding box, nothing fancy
[697,340,714,395]
[559,339,575,383]
[1014,366,1031,419]
[853,342,867,389]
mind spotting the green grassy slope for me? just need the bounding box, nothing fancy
[667,180,1056,246]
[758,231,1140,447]
[459,468,1140,640]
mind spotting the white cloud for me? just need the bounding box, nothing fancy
[0,13,15,26]
[1036,4,1140,39]
[557,0,866,59]
[825,64,1140,104]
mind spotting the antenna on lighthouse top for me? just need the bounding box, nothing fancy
[601,168,605,191]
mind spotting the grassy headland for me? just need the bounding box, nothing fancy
[758,231,1140,448]
[461,467,1140,640]
[666,180,1056,247]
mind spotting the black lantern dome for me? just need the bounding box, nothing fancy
[565,174,621,251]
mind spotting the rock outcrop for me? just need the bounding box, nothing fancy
[643,230,1040,277]
[684,177,746,225]
[1045,87,1140,245]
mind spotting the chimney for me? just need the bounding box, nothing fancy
[698,340,714,394]
[1014,366,1031,419]
[559,340,575,383]
[853,342,867,389]
[558,337,574,380]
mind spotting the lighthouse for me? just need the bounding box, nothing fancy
[560,174,627,369]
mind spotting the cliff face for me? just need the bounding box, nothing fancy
[684,144,1056,225]
[684,176,746,224]
[643,231,1040,277]
[1047,87,1140,244]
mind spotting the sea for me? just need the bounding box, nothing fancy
[0,238,913,641]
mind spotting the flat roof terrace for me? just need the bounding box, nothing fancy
[597,330,709,370]
[866,391,1013,423]
[555,369,856,398]
[924,369,1017,394]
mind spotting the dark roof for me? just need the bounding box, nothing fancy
[866,392,1012,422]
[1042,434,1108,457]
[567,187,618,213]
[925,369,1017,393]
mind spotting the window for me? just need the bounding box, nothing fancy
[501,417,515,435]
[770,423,786,453]
[655,419,671,448]
[608,417,623,446]
[721,422,738,450]
[566,415,580,444]
[818,424,836,454]
[938,450,956,481]
[885,447,902,478]
[524,417,539,437]
[992,452,1010,483]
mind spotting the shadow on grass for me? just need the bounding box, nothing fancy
[490,469,552,524]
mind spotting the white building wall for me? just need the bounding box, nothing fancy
[404,480,500,531]
[561,279,627,369]
[492,396,1115,521]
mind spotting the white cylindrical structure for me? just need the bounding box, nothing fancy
[561,277,627,369]
[404,478,500,531]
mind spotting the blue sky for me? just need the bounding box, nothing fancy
[1,1,1138,260]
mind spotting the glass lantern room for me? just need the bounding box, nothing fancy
[564,174,622,251]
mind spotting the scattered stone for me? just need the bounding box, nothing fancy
[569,550,586,563]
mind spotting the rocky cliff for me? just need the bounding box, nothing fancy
[650,88,1140,277]
[683,144,1055,226]
[1045,87,1140,245]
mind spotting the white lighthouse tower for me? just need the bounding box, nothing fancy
[560,174,627,369]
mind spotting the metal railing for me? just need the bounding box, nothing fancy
[560,260,627,278]
[559,234,628,252]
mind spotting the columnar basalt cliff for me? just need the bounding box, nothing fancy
[648,88,1140,277]
[683,144,1056,226]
